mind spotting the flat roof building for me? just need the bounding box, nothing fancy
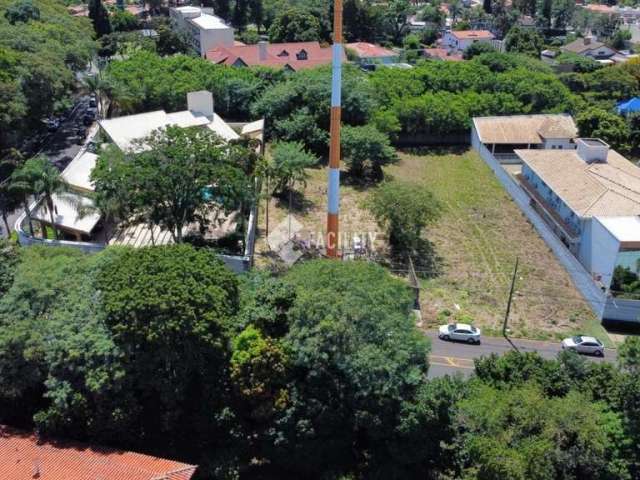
[170,6,234,57]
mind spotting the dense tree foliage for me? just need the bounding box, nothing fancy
[0,0,94,153]
[251,64,376,154]
[107,51,282,120]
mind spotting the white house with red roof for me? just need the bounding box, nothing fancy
[443,30,495,52]
[346,42,399,65]
[206,41,345,71]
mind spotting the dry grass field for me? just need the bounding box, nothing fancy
[255,147,610,343]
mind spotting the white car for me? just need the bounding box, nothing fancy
[561,335,604,356]
[438,323,481,344]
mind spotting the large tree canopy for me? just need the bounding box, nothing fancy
[92,126,256,243]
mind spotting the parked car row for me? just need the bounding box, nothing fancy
[437,323,606,356]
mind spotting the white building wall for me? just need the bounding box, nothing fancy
[198,27,234,57]
[590,217,622,290]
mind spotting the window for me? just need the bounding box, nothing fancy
[296,49,308,60]
[277,50,289,57]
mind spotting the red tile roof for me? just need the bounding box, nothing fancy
[584,3,615,13]
[345,42,397,58]
[206,41,345,71]
[450,30,495,40]
[0,425,197,480]
[424,48,464,61]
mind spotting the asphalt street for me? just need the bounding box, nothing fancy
[426,331,617,378]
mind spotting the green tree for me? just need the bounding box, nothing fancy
[110,10,140,32]
[384,0,413,44]
[268,7,322,42]
[505,26,544,57]
[232,0,249,30]
[4,0,39,24]
[92,126,254,243]
[576,107,631,153]
[403,33,421,63]
[267,141,318,195]
[20,156,66,240]
[0,239,19,295]
[367,180,440,254]
[454,383,629,479]
[619,336,640,372]
[463,41,497,59]
[272,260,430,475]
[88,0,112,37]
[341,124,397,179]
[94,245,239,451]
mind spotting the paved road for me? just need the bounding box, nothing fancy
[427,331,617,378]
[0,96,92,238]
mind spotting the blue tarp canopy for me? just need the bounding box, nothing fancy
[617,97,640,115]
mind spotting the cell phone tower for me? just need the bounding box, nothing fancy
[326,0,343,257]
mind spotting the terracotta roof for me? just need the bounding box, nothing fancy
[0,425,197,480]
[473,114,577,144]
[584,4,615,14]
[345,42,397,58]
[423,48,464,61]
[206,42,345,71]
[517,148,640,217]
[450,30,494,40]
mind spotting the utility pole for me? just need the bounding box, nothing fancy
[502,257,519,337]
[326,0,343,257]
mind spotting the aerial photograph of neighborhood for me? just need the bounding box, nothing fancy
[4,0,640,477]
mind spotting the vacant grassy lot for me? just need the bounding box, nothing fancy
[255,147,609,343]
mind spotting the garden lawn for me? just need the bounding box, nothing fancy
[387,148,609,344]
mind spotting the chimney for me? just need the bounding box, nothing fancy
[576,138,609,163]
[187,91,214,118]
[258,41,268,61]
[584,36,591,45]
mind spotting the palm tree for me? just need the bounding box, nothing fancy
[20,156,65,240]
[9,165,37,238]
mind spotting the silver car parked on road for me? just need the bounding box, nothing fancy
[438,323,481,344]
[561,335,604,356]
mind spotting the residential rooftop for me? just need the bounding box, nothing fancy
[562,37,608,54]
[61,150,98,192]
[516,148,640,217]
[31,192,101,236]
[99,107,240,152]
[0,425,197,480]
[596,216,640,243]
[206,41,345,71]
[346,42,397,58]
[473,114,577,144]
[449,30,494,40]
